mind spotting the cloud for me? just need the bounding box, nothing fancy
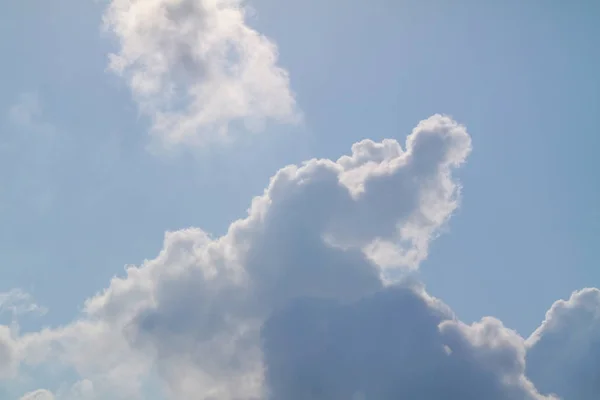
[22,380,96,400]
[0,325,18,379]
[103,0,299,146]
[0,289,47,318]
[5,114,469,398]
[262,286,553,400]
[526,288,600,399]
[2,114,597,399]
[0,289,45,380]
[20,389,55,400]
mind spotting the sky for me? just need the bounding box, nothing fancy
[0,0,599,399]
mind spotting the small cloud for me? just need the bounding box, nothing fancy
[19,389,55,400]
[0,289,47,318]
[103,0,300,148]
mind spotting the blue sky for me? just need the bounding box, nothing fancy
[1,1,599,399]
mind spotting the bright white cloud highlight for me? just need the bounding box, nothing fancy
[104,0,299,146]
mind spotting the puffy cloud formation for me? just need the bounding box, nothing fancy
[6,114,468,398]
[526,288,600,399]
[263,287,552,400]
[104,0,299,145]
[1,115,597,399]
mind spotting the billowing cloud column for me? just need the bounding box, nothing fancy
[12,114,472,399]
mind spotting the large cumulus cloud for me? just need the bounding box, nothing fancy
[104,0,299,146]
[6,114,469,397]
[2,115,597,399]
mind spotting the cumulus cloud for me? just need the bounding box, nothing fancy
[103,0,299,146]
[526,288,600,399]
[5,115,469,397]
[263,287,553,400]
[3,114,597,399]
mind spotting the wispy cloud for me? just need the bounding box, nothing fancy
[0,289,47,318]
[0,289,46,381]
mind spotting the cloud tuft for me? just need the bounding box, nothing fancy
[526,288,600,399]
[103,0,299,146]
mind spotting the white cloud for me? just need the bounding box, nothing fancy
[5,115,469,398]
[0,289,45,380]
[20,389,55,400]
[526,288,600,399]
[0,289,47,318]
[2,114,597,399]
[103,0,299,147]
[0,325,18,379]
